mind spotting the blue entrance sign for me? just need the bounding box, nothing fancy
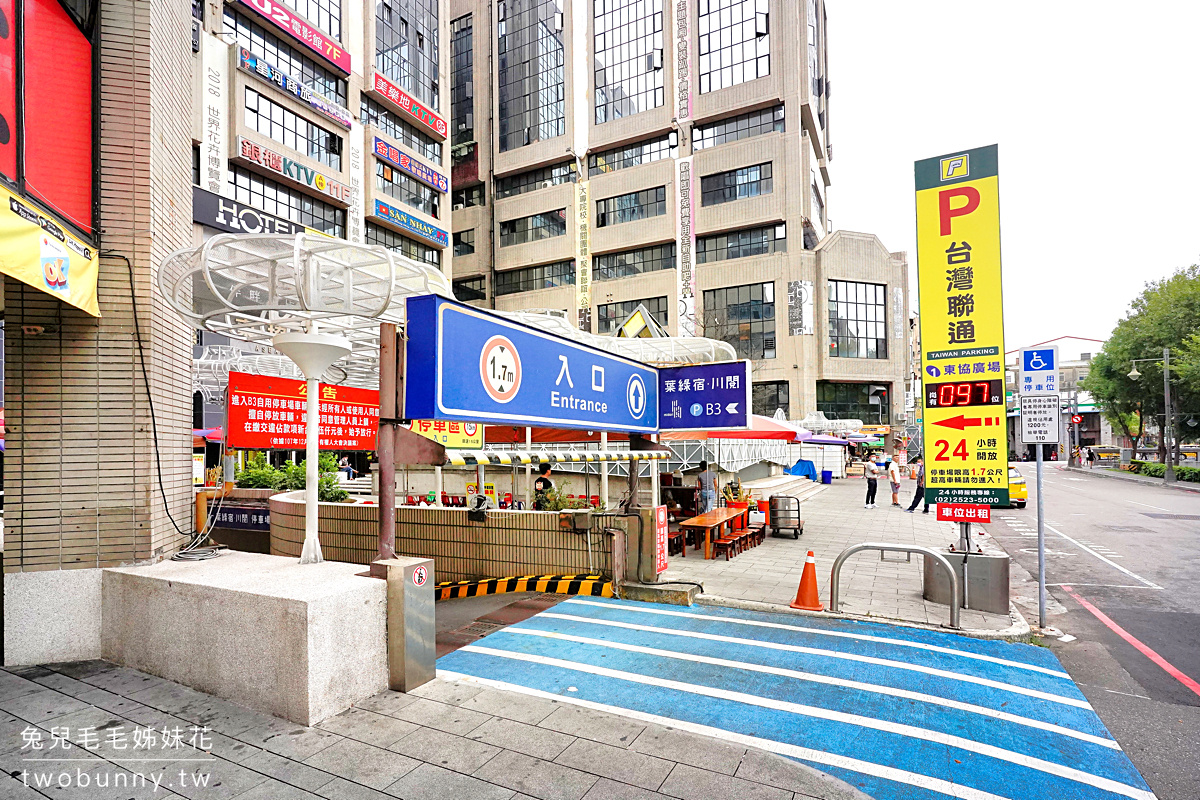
[404,295,659,433]
[658,360,751,430]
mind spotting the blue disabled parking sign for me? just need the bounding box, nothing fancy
[1020,346,1058,395]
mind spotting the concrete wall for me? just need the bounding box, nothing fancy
[269,493,615,580]
[3,570,103,666]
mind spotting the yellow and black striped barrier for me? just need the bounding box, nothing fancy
[435,574,615,601]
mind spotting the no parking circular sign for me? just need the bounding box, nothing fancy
[412,565,428,587]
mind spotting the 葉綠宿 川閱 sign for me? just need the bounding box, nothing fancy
[915,144,1008,506]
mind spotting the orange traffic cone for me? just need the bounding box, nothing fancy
[790,551,824,611]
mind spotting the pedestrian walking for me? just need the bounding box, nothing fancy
[905,455,929,513]
[1086,447,1097,469]
[697,460,717,513]
[887,456,903,507]
[863,456,880,509]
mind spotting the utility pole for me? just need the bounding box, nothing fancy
[1164,346,1176,483]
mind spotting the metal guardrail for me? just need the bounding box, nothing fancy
[829,542,961,629]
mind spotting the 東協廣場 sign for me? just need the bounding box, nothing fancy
[237,137,351,205]
[238,48,351,129]
[372,138,449,193]
[915,144,1008,506]
[658,360,750,430]
[373,199,448,247]
[404,295,659,434]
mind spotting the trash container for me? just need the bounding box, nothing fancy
[820,470,832,485]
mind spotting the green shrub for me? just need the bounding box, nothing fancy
[1130,460,1200,482]
[235,453,355,497]
[234,465,284,490]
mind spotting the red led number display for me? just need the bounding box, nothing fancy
[926,379,1001,409]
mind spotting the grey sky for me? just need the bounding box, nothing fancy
[825,2,1200,352]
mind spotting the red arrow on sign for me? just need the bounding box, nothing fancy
[934,415,1003,430]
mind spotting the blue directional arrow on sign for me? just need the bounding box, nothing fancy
[658,360,751,430]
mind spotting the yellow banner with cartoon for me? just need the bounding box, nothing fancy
[915,144,1008,505]
[0,185,100,317]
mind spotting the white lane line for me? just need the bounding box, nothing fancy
[1046,584,1161,589]
[540,612,1089,708]
[564,599,1070,678]
[1127,500,1170,511]
[507,627,1119,749]
[439,670,1019,800]
[1044,524,1163,589]
[452,647,1155,800]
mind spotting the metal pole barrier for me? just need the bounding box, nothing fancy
[1036,442,1046,628]
[600,431,609,509]
[375,323,398,574]
[830,543,961,629]
[1164,347,1176,483]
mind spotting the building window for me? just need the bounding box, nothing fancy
[597,297,669,334]
[700,162,772,207]
[453,184,485,207]
[694,104,783,150]
[451,15,474,146]
[192,144,201,186]
[811,181,825,234]
[498,0,566,152]
[588,135,673,176]
[594,243,675,281]
[223,9,347,106]
[817,382,890,425]
[696,223,785,264]
[453,229,476,256]
[229,166,345,237]
[280,0,339,38]
[495,161,576,199]
[376,0,440,110]
[753,381,789,418]
[376,162,439,218]
[454,276,486,301]
[361,98,442,163]
[594,0,664,123]
[494,260,575,295]
[245,88,342,170]
[698,0,770,94]
[702,282,776,359]
[595,186,666,227]
[366,222,441,266]
[499,209,567,246]
[828,280,888,359]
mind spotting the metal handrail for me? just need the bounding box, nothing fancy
[829,543,961,629]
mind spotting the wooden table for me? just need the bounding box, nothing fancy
[679,507,748,560]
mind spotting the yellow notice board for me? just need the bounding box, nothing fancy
[0,185,100,317]
[406,420,484,448]
[915,145,1008,505]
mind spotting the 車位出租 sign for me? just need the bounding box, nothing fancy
[658,360,750,430]
[404,295,658,434]
[915,144,1008,505]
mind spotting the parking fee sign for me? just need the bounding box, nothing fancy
[1020,395,1061,444]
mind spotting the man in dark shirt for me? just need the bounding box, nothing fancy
[533,463,554,509]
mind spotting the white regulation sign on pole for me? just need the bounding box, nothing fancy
[1020,395,1061,444]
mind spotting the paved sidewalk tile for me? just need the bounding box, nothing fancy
[316,707,418,748]
[658,763,793,800]
[580,777,677,800]
[538,705,645,747]
[472,749,598,800]
[385,762,516,800]
[302,738,420,790]
[554,738,673,791]
[241,748,338,792]
[314,776,396,800]
[0,688,92,724]
[240,718,342,761]
[629,725,747,776]
[389,725,502,774]
[407,680,485,706]
[467,716,576,761]
[391,697,491,736]
[460,687,561,725]
[355,691,421,717]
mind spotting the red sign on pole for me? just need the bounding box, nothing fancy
[1071,414,1083,424]
[936,504,992,523]
[654,505,669,574]
[226,371,379,451]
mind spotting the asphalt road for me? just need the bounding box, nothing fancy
[988,465,1200,800]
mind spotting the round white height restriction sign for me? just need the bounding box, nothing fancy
[479,335,522,403]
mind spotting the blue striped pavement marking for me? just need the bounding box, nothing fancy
[437,596,1156,800]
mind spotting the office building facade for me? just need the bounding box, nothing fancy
[448,0,909,427]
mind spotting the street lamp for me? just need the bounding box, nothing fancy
[1128,347,1175,484]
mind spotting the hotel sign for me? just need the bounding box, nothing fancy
[369,71,447,139]
[373,199,448,247]
[238,48,351,129]
[236,137,351,205]
[372,138,449,193]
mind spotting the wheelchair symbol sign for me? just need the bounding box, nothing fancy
[1023,349,1055,372]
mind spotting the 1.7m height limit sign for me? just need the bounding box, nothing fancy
[915,144,1008,506]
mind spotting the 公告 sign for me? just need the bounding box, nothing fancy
[373,138,449,193]
[915,144,1008,506]
[226,371,379,450]
[404,295,658,434]
[238,48,351,129]
[237,137,351,205]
